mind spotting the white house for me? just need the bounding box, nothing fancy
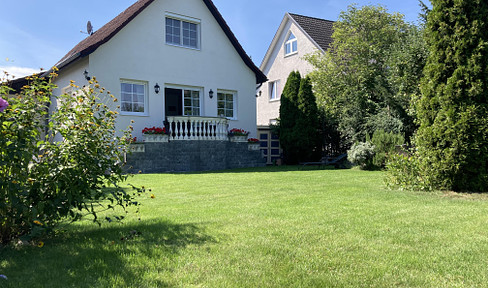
[257,13,334,164]
[45,0,267,172]
[52,0,266,141]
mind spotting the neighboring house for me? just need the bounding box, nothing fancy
[257,13,334,164]
[24,0,268,172]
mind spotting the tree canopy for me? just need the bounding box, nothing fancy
[307,5,427,147]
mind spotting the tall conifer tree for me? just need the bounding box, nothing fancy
[296,76,321,161]
[415,0,488,191]
[279,71,301,164]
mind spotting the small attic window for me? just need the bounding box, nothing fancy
[165,12,201,50]
[285,32,298,56]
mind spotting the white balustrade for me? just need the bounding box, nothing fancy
[166,116,229,141]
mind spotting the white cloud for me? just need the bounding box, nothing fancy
[0,66,41,80]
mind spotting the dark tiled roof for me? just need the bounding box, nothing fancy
[56,0,266,84]
[289,13,334,51]
[56,0,155,67]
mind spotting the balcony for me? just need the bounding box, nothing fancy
[166,116,229,141]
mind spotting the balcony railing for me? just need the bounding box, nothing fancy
[166,116,229,141]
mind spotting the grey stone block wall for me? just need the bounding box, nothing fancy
[125,141,266,173]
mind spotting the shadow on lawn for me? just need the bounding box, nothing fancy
[167,165,340,175]
[0,220,215,287]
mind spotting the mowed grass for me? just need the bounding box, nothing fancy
[2,167,488,287]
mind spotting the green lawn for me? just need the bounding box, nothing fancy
[2,167,488,287]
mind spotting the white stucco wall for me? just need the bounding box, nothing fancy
[56,0,258,139]
[257,18,320,127]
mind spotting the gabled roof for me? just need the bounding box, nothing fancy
[260,13,334,71]
[288,13,334,51]
[56,0,267,84]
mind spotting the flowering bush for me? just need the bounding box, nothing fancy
[228,128,249,137]
[142,126,167,135]
[0,71,143,244]
[248,138,259,143]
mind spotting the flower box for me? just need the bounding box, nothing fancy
[143,134,169,143]
[130,144,145,153]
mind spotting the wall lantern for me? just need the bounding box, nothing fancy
[154,83,161,94]
[83,70,91,81]
[209,89,214,99]
[256,90,262,98]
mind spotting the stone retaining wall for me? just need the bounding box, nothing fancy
[125,141,266,173]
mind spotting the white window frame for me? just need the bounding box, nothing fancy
[285,31,298,56]
[165,12,201,50]
[269,80,280,101]
[165,84,203,116]
[217,90,237,120]
[120,80,149,116]
[183,88,201,116]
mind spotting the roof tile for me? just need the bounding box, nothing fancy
[289,13,334,51]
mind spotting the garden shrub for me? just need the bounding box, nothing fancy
[0,71,142,244]
[371,129,404,168]
[385,153,431,191]
[347,141,375,170]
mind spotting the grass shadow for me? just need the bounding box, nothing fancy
[164,165,344,175]
[0,220,216,288]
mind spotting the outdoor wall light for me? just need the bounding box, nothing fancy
[154,83,161,94]
[256,90,262,97]
[83,70,91,81]
[209,89,214,99]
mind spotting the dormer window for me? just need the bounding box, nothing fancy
[285,32,298,56]
[165,13,200,49]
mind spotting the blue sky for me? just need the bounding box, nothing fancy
[0,0,429,79]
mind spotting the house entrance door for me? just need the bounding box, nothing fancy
[165,88,182,116]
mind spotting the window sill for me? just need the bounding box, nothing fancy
[284,51,298,58]
[269,98,280,103]
[166,43,200,51]
[120,112,149,117]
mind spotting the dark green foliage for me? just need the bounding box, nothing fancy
[386,24,429,141]
[371,130,404,168]
[412,0,488,191]
[279,71,302,164]
[279,72,321,164]
[295,76,321,161]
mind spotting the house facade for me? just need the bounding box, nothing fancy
[257,13,333,164]
[49,0,267,172]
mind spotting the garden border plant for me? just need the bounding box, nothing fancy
[0,70,144,245]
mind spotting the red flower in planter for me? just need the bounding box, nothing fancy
[248,138,259,143]
[228,128,250,137]
[142,126,167,135]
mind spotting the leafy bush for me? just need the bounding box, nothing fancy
[0,71,142,244]
[385,153,431,191]
[347,141,375,170]
[371,129,404,168]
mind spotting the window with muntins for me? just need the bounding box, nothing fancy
[217,91,236,119]
[184,89,200,116]
[121,81,147,115]
[285,32,298,55]
[166,15,199,49]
